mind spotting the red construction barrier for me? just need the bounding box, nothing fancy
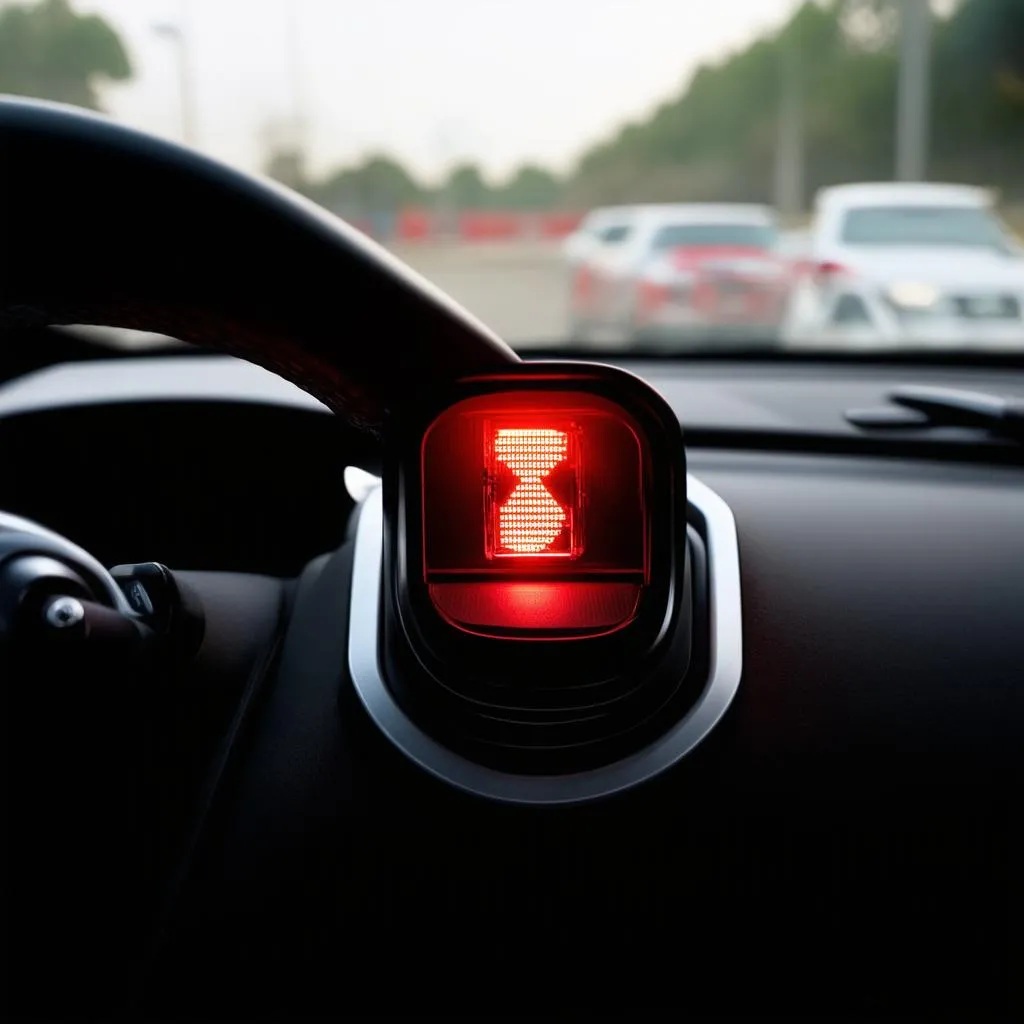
[538,212,584,238]
[458,211,524,241]
[388,208,586,244]
[396,207,433,241]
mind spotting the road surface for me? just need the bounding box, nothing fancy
[387,240,569,348]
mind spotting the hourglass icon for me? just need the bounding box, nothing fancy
[485,425,582,559]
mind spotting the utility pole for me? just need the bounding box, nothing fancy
[153,3,196,148]
[286,0,306,174]
[773,32,804,219]
[895,0,932,181]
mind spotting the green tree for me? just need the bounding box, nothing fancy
[440,162,490,209]
[948,0,1024,99]
[930,0,1024,190]
[495,164,562,209]
[307,154,422,215]
[0,0,131,111]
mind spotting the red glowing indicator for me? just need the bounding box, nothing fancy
[495,429,567,553]
[485,423,582,559]
[420,391,649,638]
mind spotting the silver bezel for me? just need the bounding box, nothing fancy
[348,474,742,805]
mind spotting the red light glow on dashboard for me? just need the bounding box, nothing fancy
[486,424,582,558]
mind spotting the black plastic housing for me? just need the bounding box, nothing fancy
[381,361,693,773]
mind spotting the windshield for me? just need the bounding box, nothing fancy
[2,0,1024,357]
[841,205,1011,249]
[651,224,777,251]
[598,225,633,244]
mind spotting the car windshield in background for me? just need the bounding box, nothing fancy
[600,225,632,244]
[2,0,1023,356]
[841,206,1012,250]
[650,224,777,251]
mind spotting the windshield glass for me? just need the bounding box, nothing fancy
[651,224,777,251]
[599,225,633,243]
[841,205,1011,249]
[2,0,1023,357]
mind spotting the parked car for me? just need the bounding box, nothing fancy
[568,203,791,347]
[561,205,639,268]
[781,182,1024,349]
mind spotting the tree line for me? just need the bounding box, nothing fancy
[293,158,564,217]
[566,0,1024,208]
[279,0,1024,215]
[3,0,1022,216]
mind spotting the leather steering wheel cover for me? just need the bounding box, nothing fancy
[0,97,519,436]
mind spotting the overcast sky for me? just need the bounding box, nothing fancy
[79,0,798,182]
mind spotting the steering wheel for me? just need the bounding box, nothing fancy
[0,98,518,431]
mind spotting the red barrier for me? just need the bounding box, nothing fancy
[388,208,586,243]
[396,207,432,241]
[458,211,523,241]
[538,212,584,238]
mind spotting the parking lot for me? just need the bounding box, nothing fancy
[388,240,569,348]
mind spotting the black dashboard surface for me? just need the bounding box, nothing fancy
[2,354,1021,1014]
[150,446,1021,1016]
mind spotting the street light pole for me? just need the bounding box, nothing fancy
[895,0,932,181]
[286,1,305,161]
[774,32,804,219]
[153,16,196,148]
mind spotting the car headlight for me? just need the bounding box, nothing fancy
[886,282,941,310]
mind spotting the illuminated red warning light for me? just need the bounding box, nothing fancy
[485,424,582,558]
[419,390,647,637]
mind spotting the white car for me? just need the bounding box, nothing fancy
[568,203,791,347]
[782,182,1024,350]
[562,206,639,268]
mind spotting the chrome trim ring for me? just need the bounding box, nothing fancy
[348,474,742,806]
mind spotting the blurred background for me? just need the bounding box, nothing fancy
[2,0,1023,350]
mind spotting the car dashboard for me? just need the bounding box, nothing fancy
[1,351,1021,1014]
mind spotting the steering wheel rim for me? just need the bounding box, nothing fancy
[0,96,519,440]
[0,509,132,612]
